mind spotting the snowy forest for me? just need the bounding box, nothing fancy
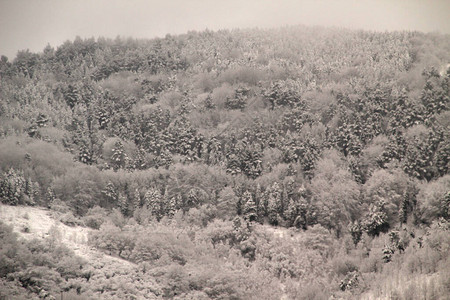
[0,26,449,299]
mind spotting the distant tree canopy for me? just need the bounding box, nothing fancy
[0,26,450,300]
[0,25,449,235]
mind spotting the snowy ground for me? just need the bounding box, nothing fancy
[0,204,133,267]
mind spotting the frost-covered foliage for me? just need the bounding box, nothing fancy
[1,25,449,299]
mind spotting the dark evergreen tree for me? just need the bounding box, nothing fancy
[0,169,26,205]
[111,140,127,171]
[363,200,390,237]
[242,191,257,222]
[144,187,163,220]
[118,193,128,216]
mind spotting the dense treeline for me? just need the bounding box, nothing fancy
[0,26,449,299]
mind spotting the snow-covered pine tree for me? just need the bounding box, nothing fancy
[242,191,257,222]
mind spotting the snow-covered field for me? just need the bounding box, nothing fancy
[0,204,133,267]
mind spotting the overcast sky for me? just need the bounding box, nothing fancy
[1,0,449,59]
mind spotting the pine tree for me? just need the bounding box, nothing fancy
[24,178,36,205]
[254,183,263,221]
[166,196,178,218]
[161,186,170,216]
[133,148,147,170]
[78,144,93,165]
[32,182,40,203]
[266,182,282,226]
[118,193,128,216]
[97,109,109,129]
[349,221,363,246]
[281,185,290,218]
[186,188,205,209]
[444,192,450,221]
[284,198,297,227]
[241,147,263,179]
[225,85,249,110]
[0,169,26,205]
[47,187,56,206]
[204,93,215,109]
[226,153,242,175]
[382,245,394,263]
[242,191,257,222]
[144,187,163,220]
[133,188,141,212]
[64,84,80,110]
[111,140,127,171]
[363,200,390,237]
[36,113,49,127]
[102,182,117,204]
[267,182,282,211]
[267,194,279,226]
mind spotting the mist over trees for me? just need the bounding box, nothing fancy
[0,26,449,299]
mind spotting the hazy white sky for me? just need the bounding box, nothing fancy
[1,0,449,59]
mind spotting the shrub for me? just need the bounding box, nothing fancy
[263,79,303,109]
[225,85,250,111]
[131,225,194,264]
[339,271,361,291]
[363,168,417,227]
[158,91,184,111]
[52,165,104,215]
[218,66,264,86]
[88,221,135,258]
[194,72,217,92]
[100,71,143,98]
[50,198,71,214]
[21,225,30,233]
[83,206,108,229]
[60,212,80,227]
[332,255,359,277]
[285,281,329,300]
[210,83,234,109]
[418,175,450,222]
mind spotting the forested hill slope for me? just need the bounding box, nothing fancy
[0,26,449,299]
